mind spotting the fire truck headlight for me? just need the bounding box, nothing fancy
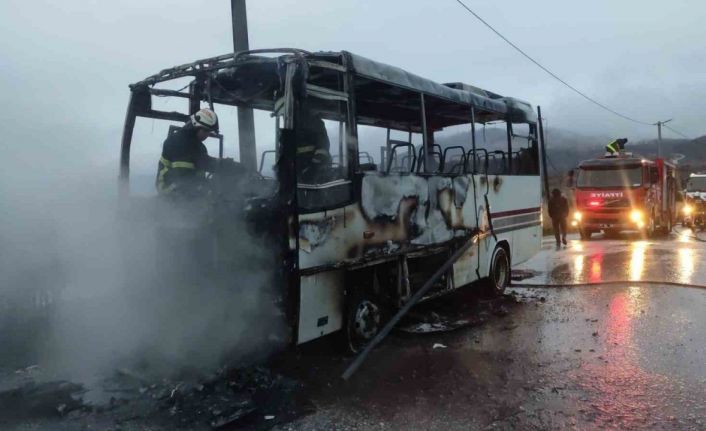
[573,211,582,221]
[630,210,643,223]
[683,205,693,216]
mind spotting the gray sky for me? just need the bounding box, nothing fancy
[2,0,705,170]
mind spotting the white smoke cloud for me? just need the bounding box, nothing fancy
[0,124,286,387]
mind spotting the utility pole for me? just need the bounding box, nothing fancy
[231,0,257,170]
[654,119,672,158]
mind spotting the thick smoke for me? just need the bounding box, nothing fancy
[0,126,286,387]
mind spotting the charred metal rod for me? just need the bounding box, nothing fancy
[342,234,478,380]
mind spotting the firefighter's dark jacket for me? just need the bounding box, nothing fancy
[156,125,217,195]
[548,195,569,220]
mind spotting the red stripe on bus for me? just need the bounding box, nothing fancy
[490,207,541,218]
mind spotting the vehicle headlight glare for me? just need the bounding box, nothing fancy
[573,211,582,221]
[630,210,643,222]
[683,205,693,216]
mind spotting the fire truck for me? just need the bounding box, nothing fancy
[682,173,706,230]
[571,152,677,240]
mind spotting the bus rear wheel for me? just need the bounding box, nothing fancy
[484,246,510,297]
[344,293,382,354]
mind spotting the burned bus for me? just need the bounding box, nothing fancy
[119,49,546,352]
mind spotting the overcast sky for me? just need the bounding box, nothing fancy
[2,0,705,169]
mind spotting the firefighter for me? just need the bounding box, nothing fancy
[548,188,570,248]
[605,138,628,155]
[156,108,222,197]
[296,109,332,182]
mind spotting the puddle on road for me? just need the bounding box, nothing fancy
[549,248,675,284]
[519,237,706,286]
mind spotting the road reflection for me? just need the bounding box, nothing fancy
[573,255,584,284]
[589,253,602,283]
[558,237,701,285]
[677,247,695,284]
[527,235,706,427]
[571,289,671,429]
[629,241,647,281]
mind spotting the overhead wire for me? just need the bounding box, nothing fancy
[546,154,562,176]
[663,124,691,140]
[452,0,655,126]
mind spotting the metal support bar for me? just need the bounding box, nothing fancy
[189,81,202,115]
[471,106,477,173]
[396,255,411,307]
[119,92,138,198]
[142,110,190,123]
[537,106,550,204]
[231,0,257,170]
[342,235,478,380]
[386,128,391,170]
[420,93,429,173]
[306,59,347,72]
[149,88,191,99]
[506,121,513,173]
[306,84,348,101]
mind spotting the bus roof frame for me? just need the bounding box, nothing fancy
[127,49,537,127]
[120,48,539,185]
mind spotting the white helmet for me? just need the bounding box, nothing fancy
[190,108,219,131]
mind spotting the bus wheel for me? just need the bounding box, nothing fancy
[345,294,382,354]
[579,228,591,240]
[485,246,510,296]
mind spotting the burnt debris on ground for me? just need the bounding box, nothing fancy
[0,285,536,430]
[0,364,313,430]
[399,288,523,334]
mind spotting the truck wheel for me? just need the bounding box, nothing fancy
[484,246,510,296]
[579,229,591,240]
[344,292,382,354]
[663,212,673,235]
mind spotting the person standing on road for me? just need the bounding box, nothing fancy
[548,188,569,248]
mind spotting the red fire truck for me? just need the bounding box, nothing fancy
[571,153,677,240]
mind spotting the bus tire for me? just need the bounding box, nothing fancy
[484,245,510,297]
[343,291,382,355]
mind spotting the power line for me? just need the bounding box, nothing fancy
[546,155,562,176]
[663,124,691,140]
[452,0,653,126]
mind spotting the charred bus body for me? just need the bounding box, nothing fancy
[119,49,546,352]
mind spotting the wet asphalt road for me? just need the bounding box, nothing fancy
[3,230,706,430]
[277,229,706,430]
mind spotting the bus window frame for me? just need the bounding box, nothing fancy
[293,74,358,214]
